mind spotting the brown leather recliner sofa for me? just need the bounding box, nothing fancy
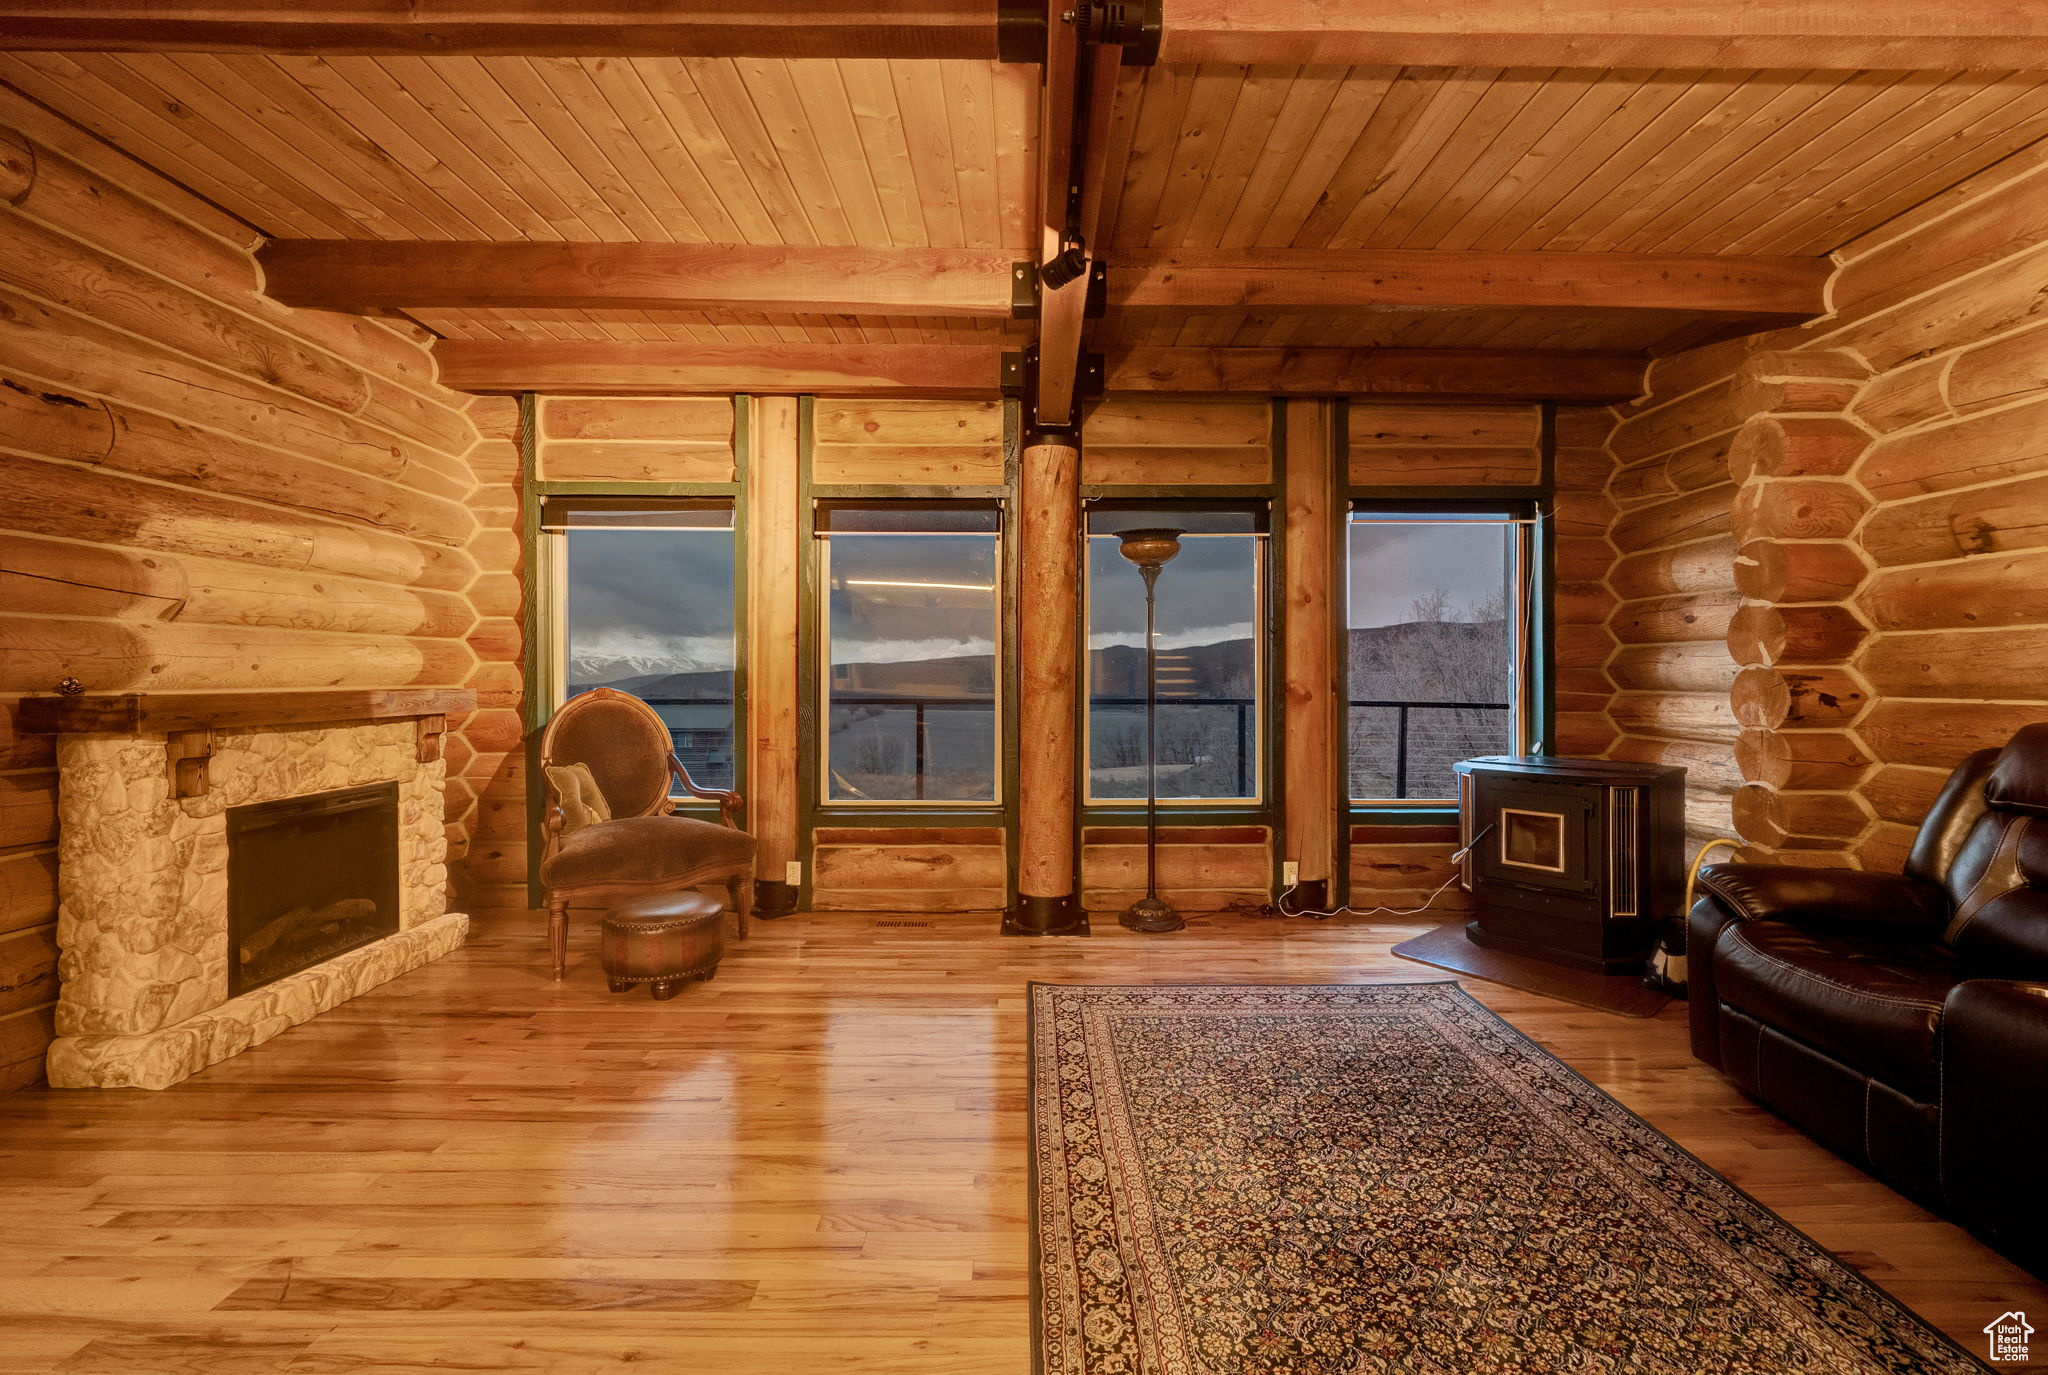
[1689,723,2048,1276]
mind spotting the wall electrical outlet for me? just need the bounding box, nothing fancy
[1282,861,1299,887]
[785,860,802,887]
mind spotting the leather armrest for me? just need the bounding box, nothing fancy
[1692,863,1950,933]
[1941,981,2048,1276]
[1685,863,1948,1070]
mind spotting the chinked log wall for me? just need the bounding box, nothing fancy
[0,102,503,1089]
[1601,140,2048,869]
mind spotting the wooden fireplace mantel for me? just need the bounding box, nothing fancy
[19,689,476,800]
[17,688,476,736]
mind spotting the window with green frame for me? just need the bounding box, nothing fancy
[544,497,739,790]
[815,502,1002,805]
[1345,507,1535,803]
[1083,503,1269,805]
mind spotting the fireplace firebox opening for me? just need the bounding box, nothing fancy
[226,781,401,997]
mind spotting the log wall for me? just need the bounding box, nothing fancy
[1600,141,2048,868]
[537,395,736,483]
[451,395,529,912]
[1081,396,1271,485]
[0,111,497,1088]
[1346,402,1544,488]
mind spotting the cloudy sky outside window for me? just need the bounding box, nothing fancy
[565,529,737,685]
[1087,535,1259,653]
[1347,520,1509,628]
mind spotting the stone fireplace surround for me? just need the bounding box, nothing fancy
[28,691,473,1089]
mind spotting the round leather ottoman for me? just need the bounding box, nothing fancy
[600,890,725,1000]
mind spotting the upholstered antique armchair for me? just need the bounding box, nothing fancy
[537,688,755,980]
[1688,722,2048,1276]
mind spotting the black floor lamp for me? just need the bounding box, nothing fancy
[1114,527,1186,934]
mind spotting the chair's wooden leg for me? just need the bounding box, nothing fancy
[732,874,751,941]
[548,897,569,981]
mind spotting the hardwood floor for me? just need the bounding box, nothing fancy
[2,910,2043,1373]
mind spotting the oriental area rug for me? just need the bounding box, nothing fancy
[1028,983,1984,1375]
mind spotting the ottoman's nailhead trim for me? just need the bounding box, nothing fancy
[607,965,719,984]
[603,918,723,935]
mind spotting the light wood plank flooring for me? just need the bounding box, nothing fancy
[2,911,2044,1373]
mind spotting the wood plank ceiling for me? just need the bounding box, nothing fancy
[4,52,2048,354]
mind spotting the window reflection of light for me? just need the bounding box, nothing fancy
[844,579,996,592]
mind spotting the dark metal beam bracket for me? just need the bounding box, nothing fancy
[1002,346,1105,435]
[998,0,1162,65]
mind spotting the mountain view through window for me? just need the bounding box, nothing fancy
[1085,509,1265,803]
[1347,513,1520,800]
[561,505,738,791]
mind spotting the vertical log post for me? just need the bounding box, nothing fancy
[1010,429,1084,933]
[747,396,801,916]
[1283,400,1338,910]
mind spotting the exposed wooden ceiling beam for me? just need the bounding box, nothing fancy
[0,2,999,58]
[260,241,1020,317]
[433,342,1005,398]
[1103,346,1645,402]
[6,2,2037,67]
[262,240,1828,326]
[1110,248,1830,323]
[1155,1,2048,69]
[431,341,1647,402]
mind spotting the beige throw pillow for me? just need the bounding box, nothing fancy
[545,761,613,835]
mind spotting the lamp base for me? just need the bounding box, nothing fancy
[1120,895,1184,933]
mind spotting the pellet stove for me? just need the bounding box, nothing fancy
[1453,755,1685,972]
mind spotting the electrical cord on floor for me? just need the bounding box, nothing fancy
[1230,825,1495,921]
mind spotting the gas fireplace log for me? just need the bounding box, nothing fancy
[238,897,379,966]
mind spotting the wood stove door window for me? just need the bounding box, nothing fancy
[1471,776,1598,899]
[1499,807,1566,873]
[1345,508,1536,804]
